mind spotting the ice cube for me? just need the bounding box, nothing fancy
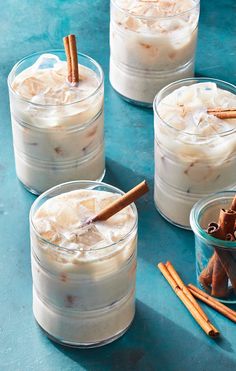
[55,204,79,227]
[72,224,105,249]
[32,53,61,71]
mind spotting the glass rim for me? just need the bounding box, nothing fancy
[111,0,200,20]
[30,180,138,253]
[8,50,104,108]
[190,191,236,249]
[153,77,236,138]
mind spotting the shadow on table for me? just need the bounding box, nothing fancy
[52,299,235,371]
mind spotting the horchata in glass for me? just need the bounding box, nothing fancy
[110,0,200,106]
[154,78,236,229]
[30,181,138,347]
[8,50,104,195]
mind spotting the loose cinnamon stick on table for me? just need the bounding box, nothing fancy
[158,262,219,337]
[188,284,236,323]
[207,108,236,119]
[165,261,218,332]
[63,34,79,84]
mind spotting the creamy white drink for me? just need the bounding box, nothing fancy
[154,79,236,228]
[110,0,200,105]
[8,52,104,194]
[30,182,137,347]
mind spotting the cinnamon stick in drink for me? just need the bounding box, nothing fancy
[63,34,79,84]
[207,108,236,119]
[91,180,149,223]
[63,36,72,83]
[68,34,79,84]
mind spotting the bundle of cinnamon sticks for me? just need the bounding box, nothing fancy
[158,261,236,338]
[199,195,236,298]
[158,262,220,337]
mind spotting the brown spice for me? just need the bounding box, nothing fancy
[158,262,219,337]
[91,180,149,223]
[207,108,236,119]
[63,34,79,84]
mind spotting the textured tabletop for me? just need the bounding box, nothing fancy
[0,1,236,370]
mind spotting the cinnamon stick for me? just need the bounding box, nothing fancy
[218,209,236,236]
[91,180,149,223]
[214,209,236,293]
[215,248,236,294]
[226,233,235,241]
[207,222,228,297]
[188,284,236,323]
[199,255,214,289]
[158,262,219,337]
[211,253,228,297]
[63,36,72,83]
[207,108,236,119]
[231,195,236,211]
[165,262,218,332]
[63,34,79,84]
[199,203,236,297]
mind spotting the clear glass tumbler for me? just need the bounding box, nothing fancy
[154,78,236,229]
[8,51,105,195]
[110,0,200,106]
[30,181,138,347]
[190,191,236,303]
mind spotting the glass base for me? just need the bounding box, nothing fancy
[37,317,134,348]
[18,169,106,196]
[154,200,191,230]
[112,86,153,108]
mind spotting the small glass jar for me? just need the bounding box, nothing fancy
[190,191,236,304]
[8,51,105,195]
[30,181,138,348]
[154,78,236,229]
[110,0,200,106]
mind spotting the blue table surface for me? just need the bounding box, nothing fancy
[1,1,236,370]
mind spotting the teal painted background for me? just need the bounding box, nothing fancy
[0,1,236,370]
